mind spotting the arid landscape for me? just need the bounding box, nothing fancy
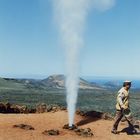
[0,75,140,140]
[0,110,139,140]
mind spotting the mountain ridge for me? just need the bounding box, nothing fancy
[0,74,104,90]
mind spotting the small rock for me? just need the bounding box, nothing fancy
[29,108,36,113]
[11,105,28,113]
[42,129,60,136]
[5,102,11,110]
[46,105,52,112]
[75,128,94,137]
[13,124,35,130]
[63,123,93,137]
[74,128,84,135]
[36,103,47,113]
[60,106,66,111]
[0,102,7,113]
[63,124,77,130]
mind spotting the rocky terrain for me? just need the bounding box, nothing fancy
[0,102,112,119]
[0,102,139,140]
[0,109,139,140]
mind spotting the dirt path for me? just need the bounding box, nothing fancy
[0,111,139,140]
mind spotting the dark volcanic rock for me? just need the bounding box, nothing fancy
[0,102,65,114]
[5,102,11,111]
[63,124,93,137]
[46,104,66,113]
[0,102,30,114]
[74,128,94,137]
[36,103,47,113]
[60,106,66,111]
[36,103,66,113]
[46,105,53,112]
[0,102,7,113]
[10,105,28,113]
[63,124,78,130]
[0,103,28,113]
[42,129,60,136]
[13,124,35,130]
[28,108,36,113]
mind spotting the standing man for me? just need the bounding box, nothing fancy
[111,81,137,134]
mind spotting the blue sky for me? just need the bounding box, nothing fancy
[0,0,140,79]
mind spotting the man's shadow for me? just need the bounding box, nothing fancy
[120,125,140,135]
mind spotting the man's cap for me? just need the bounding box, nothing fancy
[123,80,132,86]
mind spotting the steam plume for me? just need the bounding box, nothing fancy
[52,0,116,126]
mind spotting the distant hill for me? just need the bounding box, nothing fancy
[103,81,121,89]
[41,75,103,90]
[0,77,26,90]
[0,75,104,90]
[41,75,65,89]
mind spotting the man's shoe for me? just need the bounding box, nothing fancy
[111,130,119,134]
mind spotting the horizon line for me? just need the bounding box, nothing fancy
[0,74,140,80]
